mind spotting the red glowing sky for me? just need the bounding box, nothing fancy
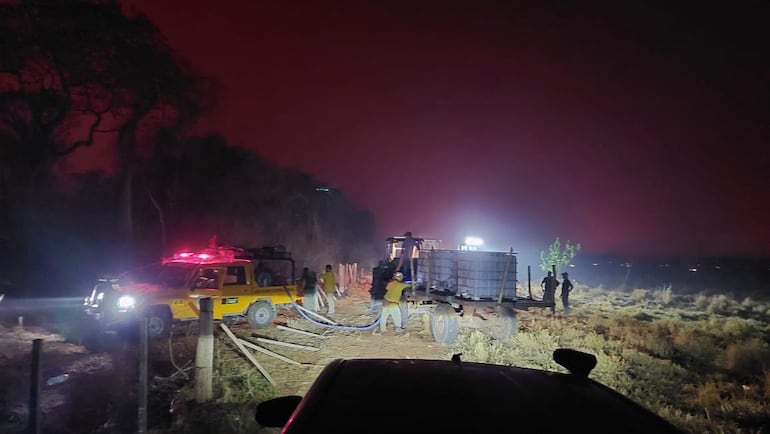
[75,1,769,257]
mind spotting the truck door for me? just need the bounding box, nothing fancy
[190,266,225,319]
[219,264,253,316]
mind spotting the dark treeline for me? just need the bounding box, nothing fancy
[0,0,378,296]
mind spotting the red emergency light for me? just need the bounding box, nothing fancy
[165,247,238,264]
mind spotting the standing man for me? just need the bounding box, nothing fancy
[560,272,574,315]
[378,272,410,334]
[300,267,318,312]
[319,264,338,315]
[396,232,419,281]
[541,271,558,304]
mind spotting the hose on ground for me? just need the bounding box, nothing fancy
[283,286,380,330]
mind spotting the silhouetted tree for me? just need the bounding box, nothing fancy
[0,0,213,255]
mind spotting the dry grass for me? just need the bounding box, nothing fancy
[449,286,770,433]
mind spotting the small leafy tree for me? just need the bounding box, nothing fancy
[540,238,581,273]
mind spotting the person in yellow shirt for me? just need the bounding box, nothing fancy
[319,264,338,315]
[379,272,410,333]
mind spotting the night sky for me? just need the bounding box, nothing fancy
[74,1,769,258]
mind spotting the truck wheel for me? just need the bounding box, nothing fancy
[431,303,459,344]
[147,307,172,338]
[489,308,518,341]
[247,301,276,329]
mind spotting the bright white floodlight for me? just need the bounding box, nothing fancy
[464,236,484,247]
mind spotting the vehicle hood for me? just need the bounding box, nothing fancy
[281,358,684,434]
[117,282,168,294]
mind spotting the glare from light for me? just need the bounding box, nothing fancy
[117,295,136,309]
[464,236,484,246]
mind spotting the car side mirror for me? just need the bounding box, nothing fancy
[255,395,302,428]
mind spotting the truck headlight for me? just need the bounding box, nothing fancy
[117,295,136,310]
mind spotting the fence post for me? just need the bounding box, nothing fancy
[196,297,214,402]
[338,264,345,293]
[29,339,42,434]
[138,317,148,434]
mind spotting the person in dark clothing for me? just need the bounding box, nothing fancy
[541,271,558,304]
[560,272,574,315]
[300,267,318,312]
[396,232,419,281]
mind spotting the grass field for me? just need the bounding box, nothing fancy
[450,284,770,433]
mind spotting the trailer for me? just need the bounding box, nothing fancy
[371,237,554,344]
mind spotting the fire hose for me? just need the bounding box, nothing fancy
[283,286,380,330]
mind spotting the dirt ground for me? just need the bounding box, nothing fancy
[239,286,450,397]
[0,284,453,433]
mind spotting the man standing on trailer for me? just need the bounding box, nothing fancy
[396,232,419,281]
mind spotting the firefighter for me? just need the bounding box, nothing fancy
[541,271,558,304]
[299,267,318,312]
[319,264,338,315]
[560,272,574,315]
[377,272,410,334]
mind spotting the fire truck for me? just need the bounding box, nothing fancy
[83,246,301,337]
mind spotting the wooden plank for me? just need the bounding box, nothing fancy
[296,304,339,325]
[276,325,328,339]
[219,323,276,386]
[254,337,319,351]
[238,339,301,365]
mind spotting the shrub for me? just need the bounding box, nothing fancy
[707,294,733,315]
[694,293,710,310]
[652,285,674,305]
[722,339,770,377]
[630,288,649,303]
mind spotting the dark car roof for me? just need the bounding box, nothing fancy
[280,357,683,434]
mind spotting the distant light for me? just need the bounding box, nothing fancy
[179,252,192,258]
[568,264,575,268]
[464,236,484,246]
[688,267,698,272]
[315,187,331,192]
[198,253,211,259]
[592,263,598,267]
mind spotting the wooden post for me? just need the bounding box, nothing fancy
[138,317,148,434]
[425,250,432,294]
[29,339,42,434]
[195,297,214,402]
[353,263,358,286]
[338,264,345,293]
[528,265,533,299]
[497,248,514,305]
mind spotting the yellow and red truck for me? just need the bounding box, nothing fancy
[83,246,302,337]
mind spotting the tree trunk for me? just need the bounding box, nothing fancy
[118,118,142,245]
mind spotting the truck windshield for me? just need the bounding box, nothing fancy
[121,262,194,288]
